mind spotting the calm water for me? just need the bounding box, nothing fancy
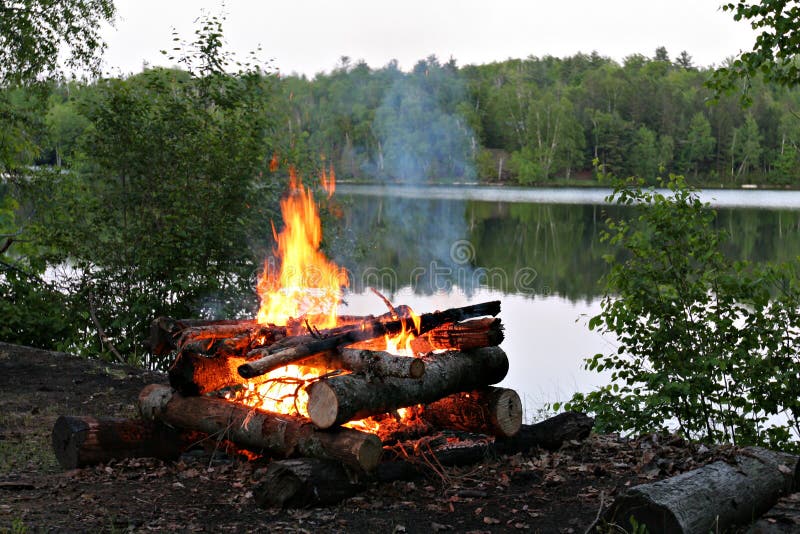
[331,185,800,420]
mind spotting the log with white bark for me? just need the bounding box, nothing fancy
[306,346,509,429]
[419,387,522,438]
[168,348,425,396]
[138,384,382,472]
[51,415,186,469]
[606,447,800,533]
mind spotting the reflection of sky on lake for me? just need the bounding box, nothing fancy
[342,287,612,422]
[332,186,800,422]
[339,184,800,210]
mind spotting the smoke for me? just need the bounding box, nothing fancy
[328,57,482,299]
[370,57,476,183]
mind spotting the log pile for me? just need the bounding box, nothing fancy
[54,299,591,509]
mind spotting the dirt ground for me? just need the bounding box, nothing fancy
[0,342,730,533]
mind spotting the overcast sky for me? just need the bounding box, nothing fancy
[101,0,757,78]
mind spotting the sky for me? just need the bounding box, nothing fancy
[101,0,757,78]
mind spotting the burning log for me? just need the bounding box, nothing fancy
[239,300,501,379]
[147,316,261,356]
[253,458,365,508]
[411,318,504,354]
[138,384,382,472]
[51,415,186,469]
[606,447,800,533]
[419,387,522,438]
[306,346,509,429]
[169,348,424,396]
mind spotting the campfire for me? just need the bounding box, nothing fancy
[51,167,526,508]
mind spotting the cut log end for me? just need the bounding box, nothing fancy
[138,383,175,421]
[237,362,260,379]
[306,381,340,430]
[488,388,523,438]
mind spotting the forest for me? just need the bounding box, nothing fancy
[17,46,800,188]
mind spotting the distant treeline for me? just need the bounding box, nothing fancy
[24,47,800,187]
[276,49,800,186]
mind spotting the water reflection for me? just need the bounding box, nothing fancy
[332,194,800,302]
[331,188,800,418]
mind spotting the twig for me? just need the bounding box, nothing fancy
[370,287,399,318]
[583,490,606,534]
[88,291,125,364]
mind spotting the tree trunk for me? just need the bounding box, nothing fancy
[606,447,800,533]
[138,384,382,472]
[420,387,522,438]
[306,346,509,429]
[494,411,594,453]
[51,415,185,469]
[253,458,365,508]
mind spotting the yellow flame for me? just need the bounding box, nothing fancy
[256,168,348,328]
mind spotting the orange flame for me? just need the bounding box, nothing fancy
[256,168,348,329]
[228,364,315,416]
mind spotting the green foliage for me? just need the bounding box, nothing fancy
[709,1,800,104]
[0,0,115,85]
[8,14,279,366]
[566,175,800,449]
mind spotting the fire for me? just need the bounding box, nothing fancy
[383,308,422,356]
[229,364,315,416]
[234,166,421,436]
[256,168,348,330]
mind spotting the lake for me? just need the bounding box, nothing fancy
[330,185,800,421]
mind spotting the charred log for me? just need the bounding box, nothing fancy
[606,447,800,533]
[306,346,509,429]
[239,300,501,379]
[138,384,382,472]
[494,411,594,453]
[51,415,185,469]
[420,387,522,438]
[146,316,264,356]
[253,458,365,508]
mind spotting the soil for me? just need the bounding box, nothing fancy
[0,342,735,532]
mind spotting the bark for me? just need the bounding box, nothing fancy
[494,411,594,453]
[253,458,365,508]
[306,346,509,429]
[146,316,262,356]
[51,415,185,469]
[168,348,424,397]
[420,387,522,438]
[606,447,800,534]
[138,384,382,472]
[747,493,800,533]
[411,318,504,353]
[239,300,501,379]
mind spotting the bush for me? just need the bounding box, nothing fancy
[565,175,800,450]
